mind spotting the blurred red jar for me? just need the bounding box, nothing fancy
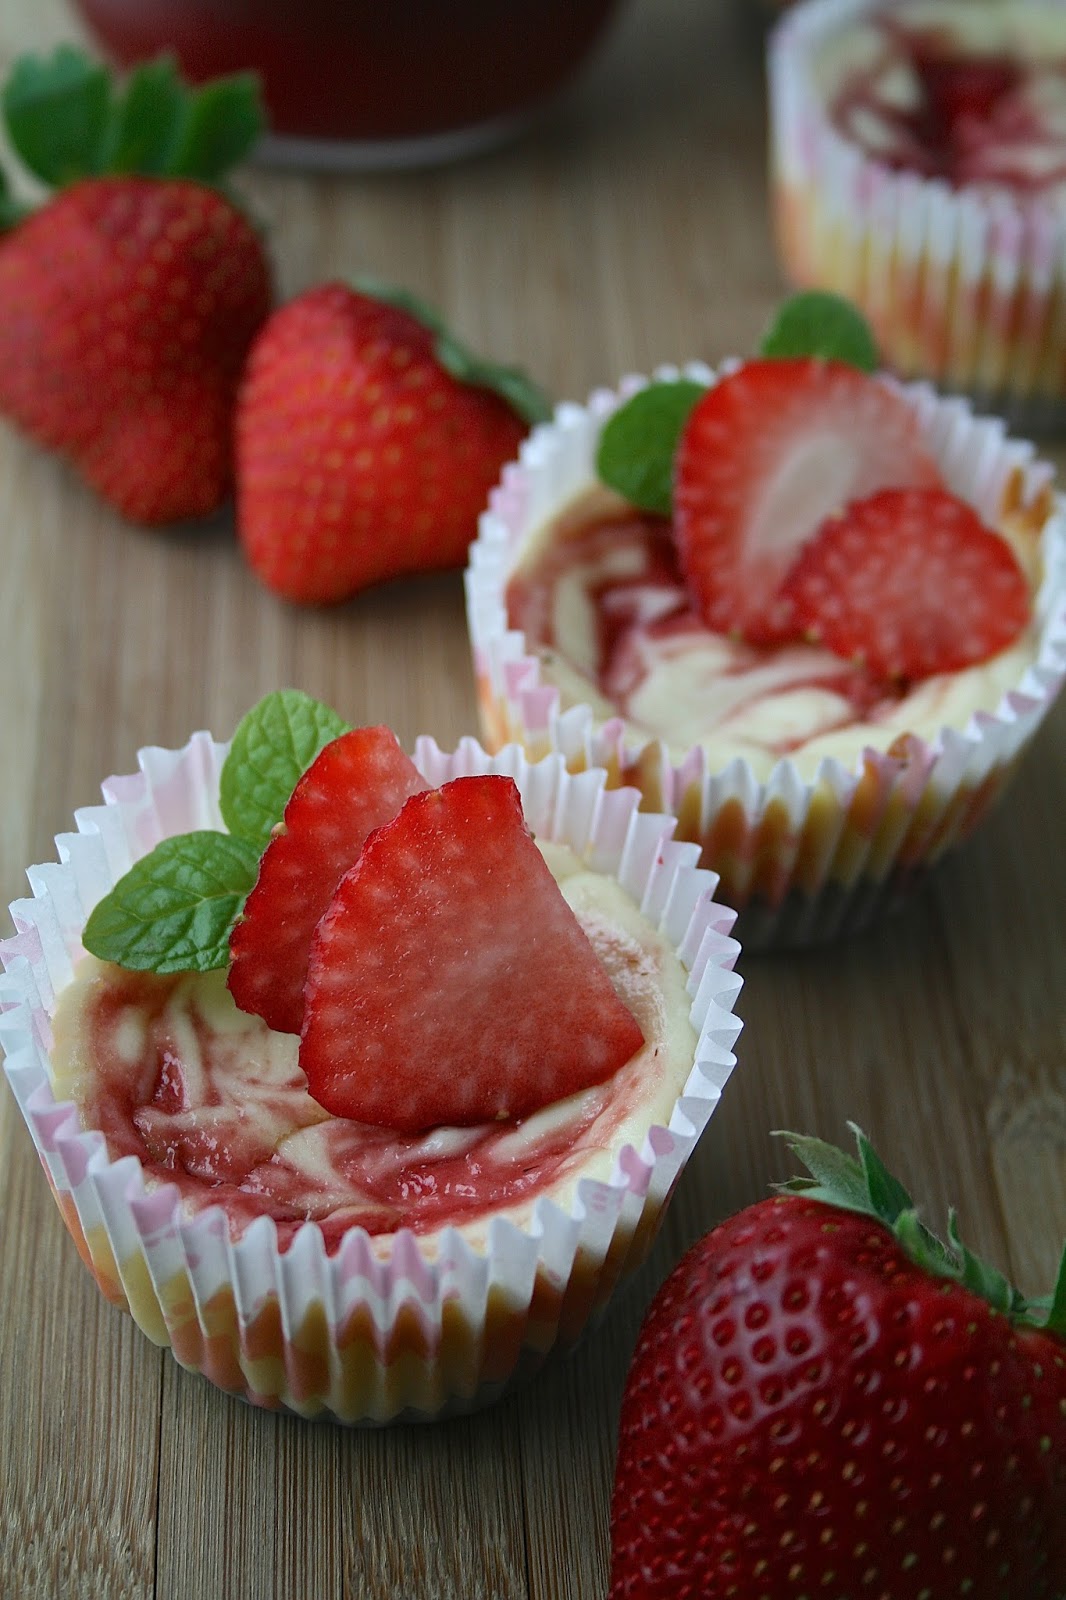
[72,0,626,166]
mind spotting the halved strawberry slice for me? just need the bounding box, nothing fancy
[674,359,942,643]
[299,775,645,1132]
[227,725,427,1034]
[781,486,1032,681]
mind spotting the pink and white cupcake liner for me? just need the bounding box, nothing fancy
[0,732,743,1424]
[465,370,1066,947]
[769,0,1066,428]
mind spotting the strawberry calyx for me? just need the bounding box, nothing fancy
[0,45,263,225]
[778,1123,1066,1338]
[352,273,551,427]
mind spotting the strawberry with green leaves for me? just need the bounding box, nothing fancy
[596,291,1033,678]
[83,690,644,1131]
[609,1125,1066,1600]
[235,280,551,602]
[0,48,271,523]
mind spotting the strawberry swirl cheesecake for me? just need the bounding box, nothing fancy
[769,0,1066,422]
[466,352,1066,946]
[0,697,742,1422]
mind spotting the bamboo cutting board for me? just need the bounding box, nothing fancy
[0,2,1063,1596]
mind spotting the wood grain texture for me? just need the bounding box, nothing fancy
[0,2,1063,1598]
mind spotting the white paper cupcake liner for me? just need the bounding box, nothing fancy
[0,734,743,1424]
[465,370,1066,949]
[768,0,1066,428]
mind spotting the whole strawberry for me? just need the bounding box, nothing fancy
[236,281,549,602]
[0,49,271,523]
[609,1127,1066,1600]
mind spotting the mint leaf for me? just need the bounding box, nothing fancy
[354,274,551,427]
[82,831,260,974]
[101,56,188,175]
[3,46,112,185]
[596,380,705,516]
[220,690,350,851]
[164,73,263,182]
[760,291,879,372]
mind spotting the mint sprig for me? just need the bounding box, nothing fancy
[354,273,551,427]
[595,380,706,516]
[776,1124,1065,1338]
[1,45,263,196]
[220,689,350,852]
[83,832,260,974]
[759,290,879,372]
[83,690,351,975]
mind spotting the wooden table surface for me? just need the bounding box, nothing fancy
[1,2,1064,1597]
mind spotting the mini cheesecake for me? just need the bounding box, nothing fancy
[466,371,1066,945]
[769,0,1066,419]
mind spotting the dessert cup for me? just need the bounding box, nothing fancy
[769,0,1066,429]
[0,733,742,1424]
[465,368,1066,948]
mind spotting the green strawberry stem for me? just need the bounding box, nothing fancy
[0,45,263,216]
[354,273,551,427]
[777,1124,1066,1338]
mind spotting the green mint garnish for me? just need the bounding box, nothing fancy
[84,690,351,976]
[219,689,350,853]
[759,290,879,372]
[776,1124,1064,1337]
[82,831,261,974]
[1,46,263,194]
[354,273,552,428]
[595,379,706,517]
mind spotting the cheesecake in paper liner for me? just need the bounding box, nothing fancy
[0,732,742,1424]
[465,370,1066,949]
[769,0,1066,429]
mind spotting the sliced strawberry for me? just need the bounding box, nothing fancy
[781,486,1032,681]
[300,775,644,1132]
[673,359,942,644]
[227,726,427,1034]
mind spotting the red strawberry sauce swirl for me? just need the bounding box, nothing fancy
[505,498,901,762]
[56,908,672,1254]
[827,10,1066,192]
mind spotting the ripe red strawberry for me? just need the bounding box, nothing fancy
[609,1127,1066,1600]
[782,486,1032,680]
[0,48,271,524]
[227,725,427,1035]
[0,177,271,523]
[673,359,942,644]
[235,282,549,603]
[299,774,644,1130]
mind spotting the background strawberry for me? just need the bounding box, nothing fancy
[0,48,271,523]
[235,281,550,603]
[609,1126,1066,1600]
